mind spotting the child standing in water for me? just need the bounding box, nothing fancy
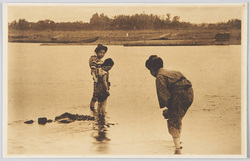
[95,58,114,117]
[145,55,194,154]
[89,44,108,111]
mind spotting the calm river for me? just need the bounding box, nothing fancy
[6,43,242,157]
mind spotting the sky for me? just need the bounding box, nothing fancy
[6,3,245,24]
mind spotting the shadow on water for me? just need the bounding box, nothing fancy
[91,110,110,154]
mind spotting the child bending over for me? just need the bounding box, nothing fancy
[145,55,194,154]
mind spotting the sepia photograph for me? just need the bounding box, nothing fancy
[2,3,248,158]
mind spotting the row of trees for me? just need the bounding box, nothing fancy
[9,13,241,30]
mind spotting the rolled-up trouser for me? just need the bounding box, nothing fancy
[167,86,194,137]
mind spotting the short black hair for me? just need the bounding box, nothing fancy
[145,55,163,71]
[94,44,108,53]
[102,58,114,67]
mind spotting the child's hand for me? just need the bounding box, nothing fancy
[93,76,98,82]
[105,91,110,97]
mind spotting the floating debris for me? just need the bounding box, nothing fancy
[55,112,95,124]
[24,112,96,125]
[38,117,47,125]
[47,119,53,123]
[24,120,34,124]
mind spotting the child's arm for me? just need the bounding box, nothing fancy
[89,56,97,69]
[156,76,171,109]
[103,74,109,93]
[90,58,98,82]
[92,72,98,82]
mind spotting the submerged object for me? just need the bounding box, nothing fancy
[24,120,34,124]
[47,119,53,123]
[55,112,95,123]
[58,118,74,124]
[38,117,47,125]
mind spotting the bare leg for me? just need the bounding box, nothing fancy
[171,129,182,155]
[173,137,181,149]
[168,123,182,151]
[97,102,101,115]
[90,97,97,111]
[90,101,95,110]
[102,99,107,115]
[97,99,107,116]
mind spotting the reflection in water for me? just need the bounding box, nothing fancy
[91,110,110,154]
[174,148,182,155]
[94,116,110,142]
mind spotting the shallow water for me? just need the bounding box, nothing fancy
[6,43,242,156]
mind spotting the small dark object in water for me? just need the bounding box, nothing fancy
[55,112,95,123]
[47,119,53,123]
[88,116,95,121]
[38,117,47,125]
[82,115,88,120]
[55,112,77,121]
[76,115,88,121]
[58,118,73,124]
[24,120,34,124]
[59,120,70,123]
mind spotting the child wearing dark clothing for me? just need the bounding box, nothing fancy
[94,58,114,116]
[145,55,194,154]
[94,58,113,101]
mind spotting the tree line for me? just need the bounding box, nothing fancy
[8,13,241,31]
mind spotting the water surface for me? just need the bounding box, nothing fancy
[7,43,242,156]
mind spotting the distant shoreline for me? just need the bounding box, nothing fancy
[8,41,234,47]
[8,29,241,46]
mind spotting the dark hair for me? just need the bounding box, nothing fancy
[94,44,108,53]
[145,55,163,71]
[102,58,114,67]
